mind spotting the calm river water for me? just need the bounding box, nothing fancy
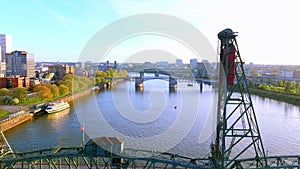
[4,80,300,157]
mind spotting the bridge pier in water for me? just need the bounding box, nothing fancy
[135,78,144,88]
[199,80,203,92]
[135,68,178,91]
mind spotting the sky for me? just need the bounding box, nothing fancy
[0,0,299,65]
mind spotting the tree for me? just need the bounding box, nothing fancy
[49,84,59,98]
[13,98,20,105]
[297,83,300,95]
[95,70,105,84]
[62,79,73,92]
[63,74,74,81]
[277,80,284,87]
[58,84,69,96]
[290,81,296,90]
[0,96,14,105]
[289,89,297,95]
[0,88,9,97]
[258,83,266,90]
[33,85,53,100]
[11,87,28,102]
[35,71,40,78]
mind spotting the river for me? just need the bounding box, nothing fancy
[4,80,300,157]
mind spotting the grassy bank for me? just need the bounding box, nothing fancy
[249,88,300,106]
[0,110,9,118]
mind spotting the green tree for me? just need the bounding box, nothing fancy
[258,83,267,90]
[94,71,105,84]
[49,84,60,98]
[58,84,69,96]
[35,71,40,78]
[11,87,28,102]
[0,96,14,105]
[0,88,10,96]
[297,83,300,95]
[289,89,297,95]
[107,68,116,78]
[277,80,284,87]
[63,79,73,92]
[63,74,74,81]
[290,81,296,90]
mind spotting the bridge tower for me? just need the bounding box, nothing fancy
[211,29,267,168]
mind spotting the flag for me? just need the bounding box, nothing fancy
[80,126,84,131]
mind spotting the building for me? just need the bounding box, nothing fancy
[279,71,293,79]
[190,58,198,67]
[176,59,184,66]
[156,61,168,67]
[5,50,35,77]
[48,64,75,80]
[195,62,208,78]
[84,137,124,155]
[293,70,300,80]
[0,76,30,88]
[0,34,13,62]
[0,61,5,77]
[84,137,124,168]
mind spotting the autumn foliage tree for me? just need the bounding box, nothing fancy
[33,85,53,100]
[1,69,127,105]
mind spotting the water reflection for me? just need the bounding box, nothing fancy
[135,86,144,93]
[46,108,70,120]
[4,81,300,157]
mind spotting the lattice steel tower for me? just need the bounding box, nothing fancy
[211,29,267,168]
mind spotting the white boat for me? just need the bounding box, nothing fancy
[45,101,70,114]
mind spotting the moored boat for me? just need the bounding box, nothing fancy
[45,101,70,114]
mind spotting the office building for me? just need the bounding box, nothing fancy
[0,34,13,62]
[190,58,198,67]
[5,50,35,77]
[176,59,184,66]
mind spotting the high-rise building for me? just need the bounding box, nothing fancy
[0,34,13,62]
[5,50,35,77]
[0,61,6,77]
[176,59,184,66]
[0,46,6,77]
[190,58,198,67]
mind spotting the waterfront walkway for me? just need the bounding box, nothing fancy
[1,106,29,113]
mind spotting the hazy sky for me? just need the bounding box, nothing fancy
[1,0,299,64]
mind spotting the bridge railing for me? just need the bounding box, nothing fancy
[2,146,300,169]
[0,147,212,169]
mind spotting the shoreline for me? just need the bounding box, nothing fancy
[0,82,109,132]
[249,88,300,106]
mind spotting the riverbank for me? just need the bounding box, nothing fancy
[0,111,33,131]
[249,88,300,106]
[0,82,115,132]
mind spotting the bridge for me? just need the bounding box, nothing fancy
[1,146,300,169]
[1,29,299,168]
[135,68,177,89]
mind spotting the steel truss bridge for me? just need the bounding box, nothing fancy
[1,29,300,168]
[1,147,300,169]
